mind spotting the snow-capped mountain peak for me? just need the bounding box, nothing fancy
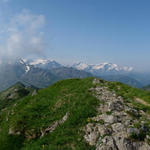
[72,62,89,70]
[8,58,133,75]
[26,58,62,69]
[29,59,53,66]
[71,62,133,75]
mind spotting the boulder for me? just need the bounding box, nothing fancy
[112,123,124,132]
[108,100,124,111]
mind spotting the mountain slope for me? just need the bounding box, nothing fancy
[0,82,35,111]
[20,67,60,88]
[1,78,150,149]
[143,85,150,92]
[0,62,26,90]
[26,59,143,88]
[101,75,143,88]
[0,78,98,150]
[51,67,93,79]
[0,60,92,91]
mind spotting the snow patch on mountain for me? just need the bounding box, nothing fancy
[72,62,133,75]
[26,58,62,69]
[72,62,89,70]
[25,65,30,73]
[29,59,50,65]
[11,59,134,75]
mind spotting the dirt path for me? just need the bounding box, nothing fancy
[134,97,150,107]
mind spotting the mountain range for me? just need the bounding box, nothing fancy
[72,62,133,75]
[0,58,149,91]
[0,59,92,91]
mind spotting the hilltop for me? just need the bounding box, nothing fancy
[0,82,36,111]
[0,78,150,149]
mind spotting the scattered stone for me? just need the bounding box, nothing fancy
[9,127,21,135]
[93,78,101,84]
[32,90,38,96]
[84,79,150,150]
[127,128,140,136]
[41,112,69,137]
[108,100,124,111]
[97,125,112,137]
[126,107,140,118]
[112,123,124,132]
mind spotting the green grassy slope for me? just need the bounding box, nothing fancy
[0,82,35,111]
[0,78,150,150]
[0,78,99,150]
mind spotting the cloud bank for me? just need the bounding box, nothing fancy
[0,10,46,61]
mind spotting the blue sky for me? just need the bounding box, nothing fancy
[0,0,150,72]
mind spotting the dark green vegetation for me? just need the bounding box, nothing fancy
[0,78,150,149]
[0,78,98,150]
[0,82,35,111]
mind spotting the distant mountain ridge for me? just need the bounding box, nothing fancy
[25,59,142,87]
[0,58,147,90]
[0,59,92,91]
[71,62,133,75]
[23,59,133,75]
[143,85,150,92]
[25,59,62,70]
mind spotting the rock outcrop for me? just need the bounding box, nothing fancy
[84,78,150,150]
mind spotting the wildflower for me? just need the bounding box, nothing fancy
[87,118,90,122]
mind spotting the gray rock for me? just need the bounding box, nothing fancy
[84,84,150,150]
[127,128,140,136]
[96,136,118,150]
[112,123,124,132]
[124,120,132,126]
[32,90,37,96]
[126,108,140,117]
[104,115,118,124]
[93,78,101,84]
[97,125,112,137]
[108,100,124,111]
[96,114,118,124]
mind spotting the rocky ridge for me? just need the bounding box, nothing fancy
[84,78,150,150]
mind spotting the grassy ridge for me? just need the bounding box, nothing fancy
[0,78,150,150]
[0,78,99,150]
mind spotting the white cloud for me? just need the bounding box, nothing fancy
[0,10,46,61]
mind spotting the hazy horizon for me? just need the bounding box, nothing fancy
[0,0,150,72]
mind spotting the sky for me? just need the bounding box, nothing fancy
[0,0,150,72]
